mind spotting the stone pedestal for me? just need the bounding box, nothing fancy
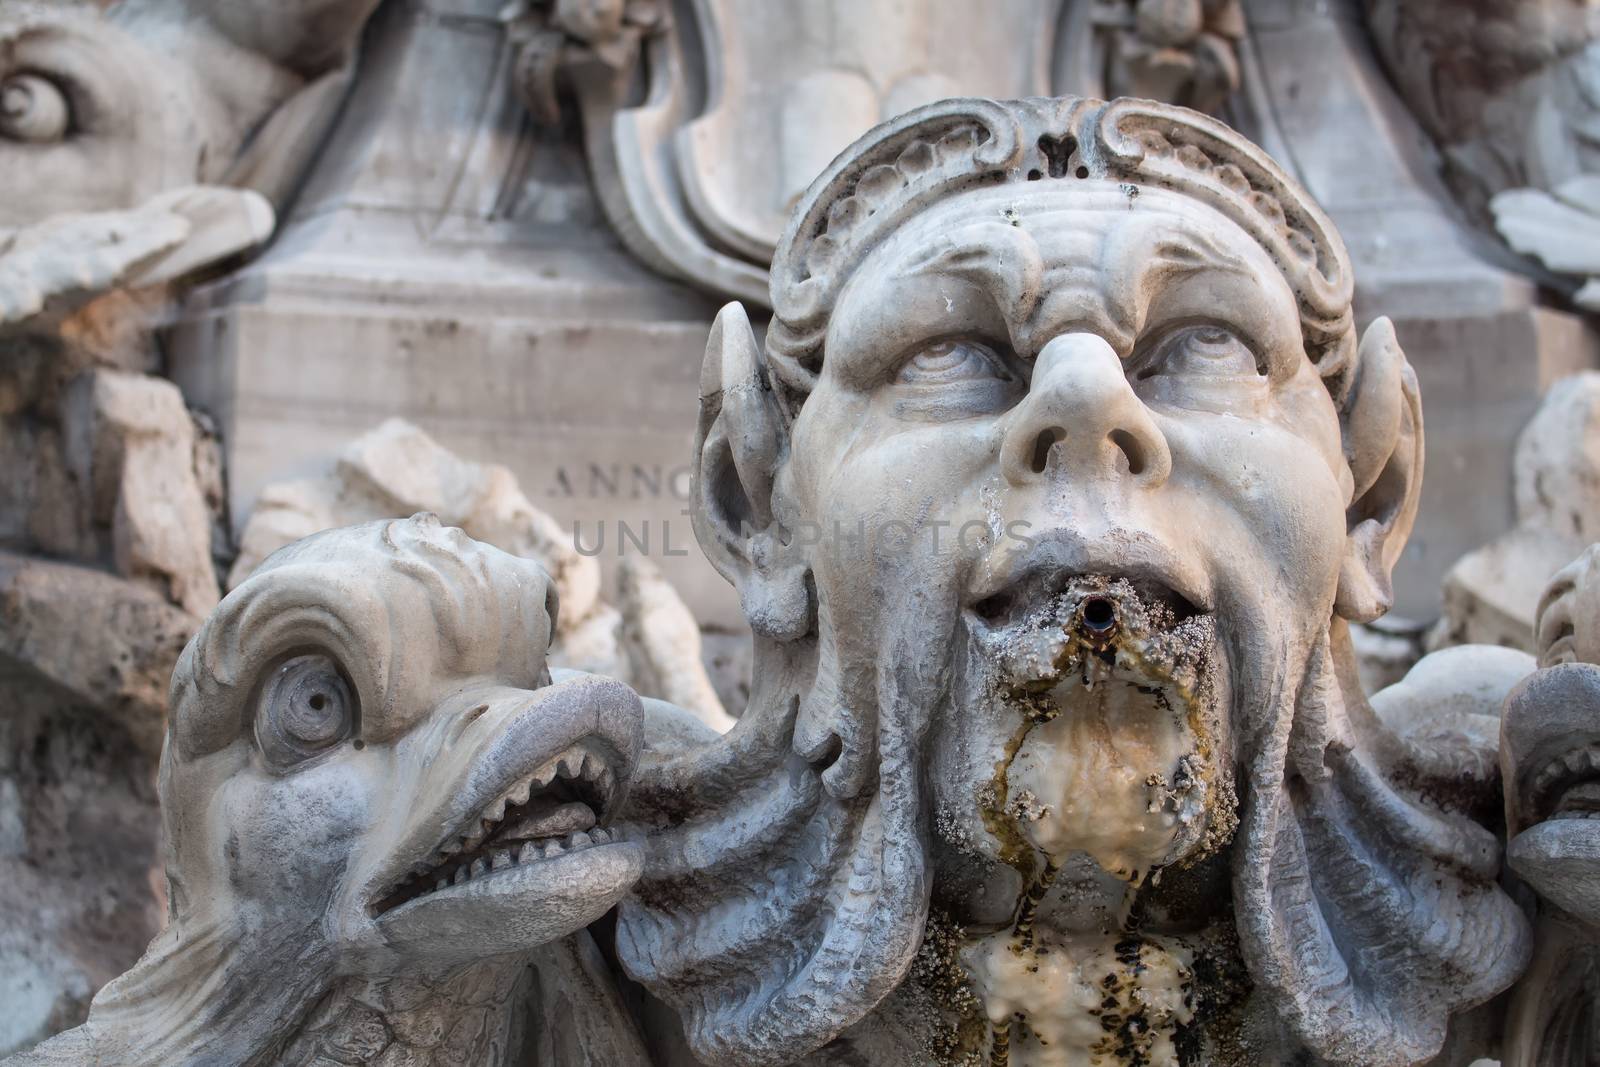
[166,0,738,626]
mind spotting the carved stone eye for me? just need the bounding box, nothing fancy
[0,74,70,144]
[255,654,358,767]
[1143,323,1261,378]
[895,340,1008,385]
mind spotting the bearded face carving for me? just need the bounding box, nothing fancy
[616,97,1532,1066]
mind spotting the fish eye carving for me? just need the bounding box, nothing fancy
[255,653,359,768]
[0,73,71,144]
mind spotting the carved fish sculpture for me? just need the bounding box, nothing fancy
[6,514,647,1066]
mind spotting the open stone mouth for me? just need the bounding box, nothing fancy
[373,741,623,916]
[970,571,1201,648]
[968,574,1211,696]
[1528,744,1600,823]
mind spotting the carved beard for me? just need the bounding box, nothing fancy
[615,548,956,1067]
[616,581,1532,1067]
[1232,621,1531,1062]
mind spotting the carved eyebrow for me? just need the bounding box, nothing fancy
[899,220,1045,328]
[1135,231,1254,283]
[1102,221,1264,348]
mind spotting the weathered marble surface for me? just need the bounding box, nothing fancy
[4,0,1600,1060]
[164,0,738,628]
[1365,0,1600,337]
[0,0,384,1049]
[1493,176,1600,311]
[8,88,1600,1066]
[6,515,650,1066]
[1365,0,1599,220]
[0,227,259,1053]
[0,0,382,222]
[164,0,1600,638]
[614,95,1532,1066]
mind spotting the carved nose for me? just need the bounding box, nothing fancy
[1001,333,1171,488]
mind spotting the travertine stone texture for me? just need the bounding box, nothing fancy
[1438,372,1600,652]
[1364,0,1599,222]
[616,557,736,734]
[1083,0,1246,114]
[0,554,193,1056]
[167,0,1600,635]
[512,0,1240,309]
[0,195,273,1053]
[0,553,194,755]
[85,370,220,618]
[1493,176,1600,311]
[0,188,273,329]
[231,418,731,731]
[5,515,650,1066]
[1499,544,1600,1066]
[509,0,1065,307]
[0,1,386,1045]
[1370,643,1535,795]
[1363,0,1600,396]
[616,96,1532,1067]
[2,346,227,617]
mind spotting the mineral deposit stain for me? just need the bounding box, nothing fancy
[956,577,1238,1066]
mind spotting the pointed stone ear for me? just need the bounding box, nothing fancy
[1335,317,1424,623]
[691,303,812,641]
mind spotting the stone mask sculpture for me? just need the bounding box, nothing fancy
[614,96,1533,1065]
[6,514,645,1066]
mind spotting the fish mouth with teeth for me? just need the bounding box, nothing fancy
[375,739,628,916]
[353,675,648,971]
[7,517,653,1066]
[1500,661,1600,931]
[1524,745,1600,825]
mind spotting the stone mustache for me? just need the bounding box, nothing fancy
[9,94,1599,1066]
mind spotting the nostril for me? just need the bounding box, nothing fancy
[1030,427,1065,474]
[1109,428,1146,476]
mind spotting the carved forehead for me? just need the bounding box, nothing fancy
[827,182,1301,358]
[765,96,1355,414]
